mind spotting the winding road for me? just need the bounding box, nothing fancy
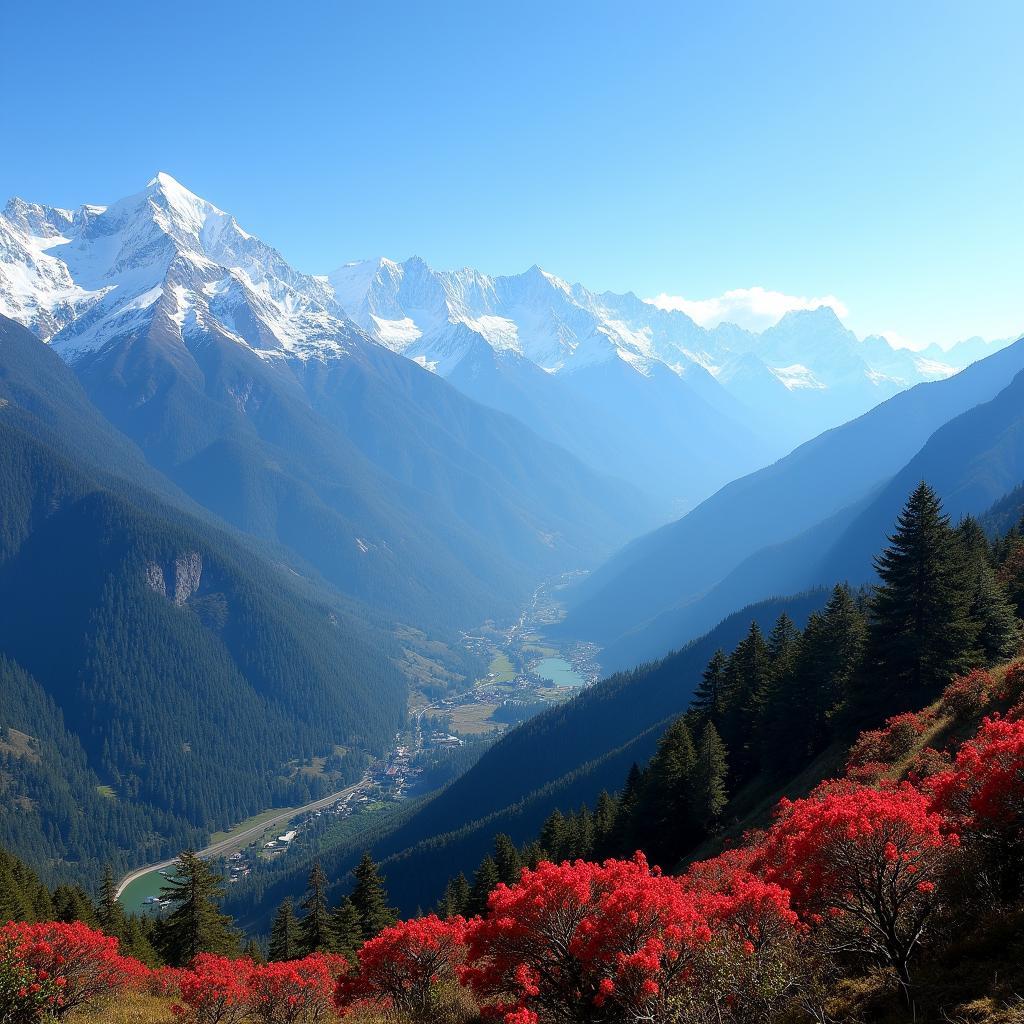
[116,778,368,899]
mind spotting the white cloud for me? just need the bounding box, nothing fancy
[645,286,849,332]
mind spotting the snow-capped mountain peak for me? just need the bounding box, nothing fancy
[0,175,360,364]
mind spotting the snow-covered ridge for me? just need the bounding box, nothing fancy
[0,173,364,364]
[324,254,975,394]
[0,174,1002,412]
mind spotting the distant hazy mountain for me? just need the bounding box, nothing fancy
[326,255,1001,511]
[558,335,1024,669]
[0,177,650,634]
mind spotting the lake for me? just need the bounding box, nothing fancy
[533,657,585,687]
[118,867,170,913]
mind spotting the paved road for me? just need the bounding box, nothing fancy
[116,778,367,899]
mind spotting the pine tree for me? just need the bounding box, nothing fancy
[592,790,619,859]
[440,873,470,918]
[468,855,501,916]
[122,915,161,967]
[868,483,980,702]
[720,622,771,781]
[959,518,1021,662]
[350,853,396,940]
[52,884,99,927]
[767,614,800,680]
[156,851,239,967]
[493,833,521,886]
[242,938,265,964]
[268,897,300,961]
[299,862,336,955]
[332,896,363,958]
[689,723,729,834]
[634,717,697,865]
[788,584,869,753]
[96,865,126,939]
[538,809,568,860]
[690,650,728,724]
[610,763,644,855]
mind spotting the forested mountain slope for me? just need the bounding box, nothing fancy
[0,414,404,885]
[596,360,1024,670]
[560,335,1024,668]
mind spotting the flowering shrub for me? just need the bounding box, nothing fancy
[939,669,995,717]
[250,955,347,1024]
[460,854,715,1024]
[904,746,951,785]
[755,781,954,986]
[335,916,463,1021]
[928,714,1024,900]
[0,943,65,1023]
[0,920,147,1021]
[172,954,253,1024]
[847,711,932,770]
[149,965,187,998]
[678,859,805,1021]
[999,661,1024,706]
[929,715,1024,831]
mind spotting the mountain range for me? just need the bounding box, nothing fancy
[3,173,1008,531]
[2,172,1023,918]
[0,175,649,636]
[327,254,1008,510]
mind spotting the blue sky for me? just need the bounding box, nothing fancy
[3,0,1022,347]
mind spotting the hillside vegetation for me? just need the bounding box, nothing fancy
[3,483,1024,1023]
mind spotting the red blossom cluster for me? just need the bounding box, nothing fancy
[929,715,1024,835]
[939,669,996,716]
[847,710,933,770]
[172,953,348,1024]
[456,852,796,1024]
[335,915,466,1021]
[755,780,955,986]
[0,920,148,1020]
[998,660,1024,706]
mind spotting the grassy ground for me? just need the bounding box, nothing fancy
[449,702,501,735]
[209,807,294,845]
[74,992,175,1022]
[486,653,515,683]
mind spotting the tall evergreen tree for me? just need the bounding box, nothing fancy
[720,622,770,781]
[51,884,98,927]
[242,938,265,964]
[439,873,470,919]
[610,763,644,855]
[538,809,568,859]
[690,649,728,724]
[633,717,697,865]
[96,865,126,939]
[268,897,300,961]
[592,790,619,859]
[766,613,801,680]
[868,483,979,702]
[350,853,396,940]
[689,723,729,834]
[331,896,364,959]
[467,855,501,916]
[959,518,1020,662]
[156,851,239,967]
[493,833,522,886]
[299,862,336,955]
